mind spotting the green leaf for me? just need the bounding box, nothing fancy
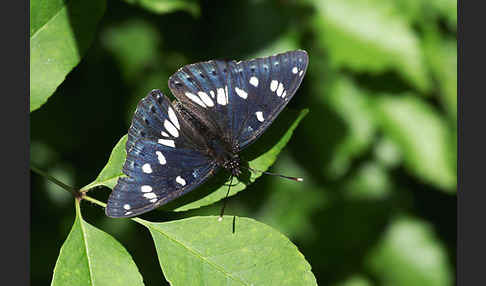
[366,216,453,286]
[375,95,456,192]
[137,216,317,285]
[423,33,457,121]
[312,0,429,91]
[51,200,144,286]
[123,0,200,17]
[101,20,161,83]
[81,135,128,191]
[333,275,372,286]
[172,109,308,211]
[323,77,377,178]
[30,0,106,112]
[83,109,308,211]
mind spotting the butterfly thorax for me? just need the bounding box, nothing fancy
[208,138,242,177]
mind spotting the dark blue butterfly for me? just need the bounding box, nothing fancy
[106,50,309,218]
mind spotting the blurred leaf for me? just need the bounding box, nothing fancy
[249,30,299,59]
[373,136,402,168]
[137,216,317,285]
[424,33,457,121]
[343,162,392,200]
[332,275,372,286]
[393,0,457,30]
[257,153,327,242]
[375,95,456,192]
[102,20,161,83]
[51,201,144,286]
[123,0,200,17]
[324,77,377,178]
[312,0,429,91]
[366,216,453,286]
[81,135,127,191]
[173,109,308,211]
[30,0,106,112]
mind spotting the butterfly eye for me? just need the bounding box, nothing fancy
[211,69,217,75]
[150,106,156,113]
[144,118,150,125]
[199,73,205,78]
[263,65,268,71]
[187,77,193,82]
[274,61,279,66]
[250,66,255,72]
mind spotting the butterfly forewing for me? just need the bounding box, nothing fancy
[168,50,308,151]
[106,90,218,218]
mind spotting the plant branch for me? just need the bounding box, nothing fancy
[30,164,81,198]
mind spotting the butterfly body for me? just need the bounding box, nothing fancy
[106,50,308,218]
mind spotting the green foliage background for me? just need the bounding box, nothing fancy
[31,0,456,285]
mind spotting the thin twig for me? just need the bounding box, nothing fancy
[30,164,81,198]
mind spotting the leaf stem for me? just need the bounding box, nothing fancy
[81,195,107,208]
[30,164,81,198]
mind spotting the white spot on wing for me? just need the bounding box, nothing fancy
[185,92,206,107]
[282,90,287,98]
[164,120,179,138]
[141,185,152,193]
[198,91,214,107]
[210,90,215,98]
[143,192,157,199]
[299,70,304,76]
[217,87,228,105]
[235,87,248,99]
[123,204,131,210]
[168,107,180,129]
[125,211,133,215]
[158,139,175,148]
[255,111,264,122]
[292,66,298,74]
[276,83,284,97]
[176,176,186,186]
[155,151,166,165]
[142,163,153,174]
[161,131,170,137]
[150,198,157,203]
[270,80,278,92]
[249,76,259,87]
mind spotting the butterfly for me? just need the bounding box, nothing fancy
[106,50,309,218]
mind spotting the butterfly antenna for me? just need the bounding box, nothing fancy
[218,175,234,221]
[242,166,303,182]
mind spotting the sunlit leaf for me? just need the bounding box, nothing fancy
[137,216,317,285]
[30,0,106,112]
[375,95,456,192]
[51,201,144,286]
[312,0,429,91]
[366,216,453,286]
[123,0,200,17]
[81,135,127,191]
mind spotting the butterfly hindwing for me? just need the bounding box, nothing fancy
[106,90,218,218]
[168,50,308,151]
